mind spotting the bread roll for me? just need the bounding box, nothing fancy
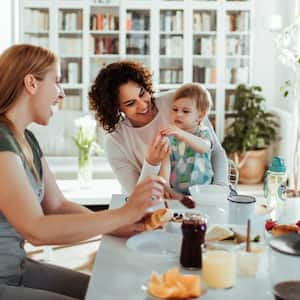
[144,209,173,230]
[271,224,299,236]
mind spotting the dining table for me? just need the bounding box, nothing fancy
[85,194,300,300]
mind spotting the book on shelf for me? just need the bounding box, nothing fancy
[126,11,149,31]
[226,11,249,32]
[126,35,148,55]
[225,92,235,111]
[161,10,183,32]
[59,11,82,31]
[161,36,183,56]
[201,37,215,56]
[90,35,118,55]
[61,60,81,84]
[24,8,48,31]
[210,67,216,84]
[90,13,118,31]
[193,12,202,31]
[126,12,132,31]
[174,10,183,32]
[67,62,80,84]
[193,66,216,84]
[226,37,241,55]
[226,67,249,84]
[160,67,183,84]
[202,12,212,31]
[163,11,172,31]
[236,11,249,31]
[193,11,216,32]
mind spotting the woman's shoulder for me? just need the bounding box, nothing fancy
[104,126,128,150]
[25,129,43,158]
[0,123,22,155]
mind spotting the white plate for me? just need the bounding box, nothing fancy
[141,278,208,299]
[206,224,262,251]
[127,230,181,257]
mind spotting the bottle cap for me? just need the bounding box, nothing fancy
[269,156,286,172]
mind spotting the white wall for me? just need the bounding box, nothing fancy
[0,0,13,53]
[253,0,296,113]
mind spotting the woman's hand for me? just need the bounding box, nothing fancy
[111,221,146,238]
[146,132,170,166]
[123,176,166,224]
[160,125,187,142]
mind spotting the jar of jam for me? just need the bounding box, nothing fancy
[180,213,207,269]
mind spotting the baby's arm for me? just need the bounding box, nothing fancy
[160,125,211,154]
[159,154,171,184]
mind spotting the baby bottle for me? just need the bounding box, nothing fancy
[263,156,287,220]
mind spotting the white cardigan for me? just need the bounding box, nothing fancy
[104,91,228,194]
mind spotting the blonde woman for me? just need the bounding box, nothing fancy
[0,44,165,299]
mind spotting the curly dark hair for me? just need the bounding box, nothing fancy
[89,61,155,133]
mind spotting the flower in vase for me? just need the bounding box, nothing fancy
[73,115,102,186]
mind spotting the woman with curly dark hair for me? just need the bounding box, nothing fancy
[89,61,228,194]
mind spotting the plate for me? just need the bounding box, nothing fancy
[126,230,181,257]
[206,224,262,251]
[141,278,208,299]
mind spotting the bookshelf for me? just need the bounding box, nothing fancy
[19,0,254,154]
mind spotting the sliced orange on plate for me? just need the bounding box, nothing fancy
[147,268,204,299]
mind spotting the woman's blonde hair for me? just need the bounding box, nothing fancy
[173,83,212,116]
[0,44,57,180]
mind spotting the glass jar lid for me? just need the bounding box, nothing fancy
[183,212,207,224]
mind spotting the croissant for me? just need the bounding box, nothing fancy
[144,209,173,230]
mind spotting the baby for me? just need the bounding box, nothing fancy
[160,83,214,195]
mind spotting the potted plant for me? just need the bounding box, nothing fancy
[222,84,278,184]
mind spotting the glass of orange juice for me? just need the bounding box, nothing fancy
[202,250,236,289]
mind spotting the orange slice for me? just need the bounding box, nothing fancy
[147,268,202,299]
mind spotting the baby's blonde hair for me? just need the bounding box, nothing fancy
[173,83,212,116]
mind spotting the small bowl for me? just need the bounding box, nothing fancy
[189,185,229,224]
[273,280,300,300]
[189,184,229,206]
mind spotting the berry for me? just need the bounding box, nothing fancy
[181,196,196,209]
[265,219,276,231]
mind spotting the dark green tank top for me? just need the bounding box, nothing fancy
[0,123,44,282]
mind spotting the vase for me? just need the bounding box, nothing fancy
[78,148,92,188]
[232,149,268,184]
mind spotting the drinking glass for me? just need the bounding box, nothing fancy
[202,249,236,289]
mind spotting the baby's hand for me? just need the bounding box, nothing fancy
[160,125,186,141]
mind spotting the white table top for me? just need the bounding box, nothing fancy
[84,194,300,300]
[57,179,121,205]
